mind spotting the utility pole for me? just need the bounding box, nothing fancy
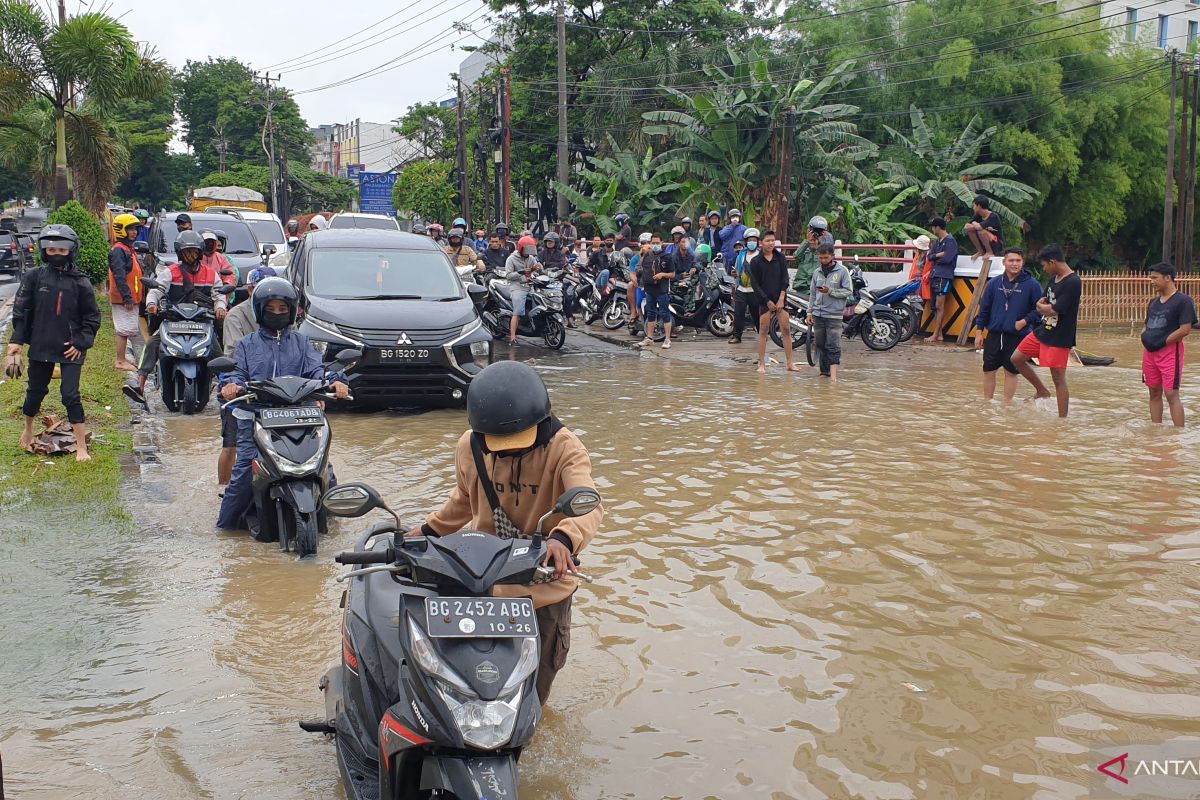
[1164,53,1177,264]
[279,148,291,223]
[257,72,281,216]
[1186,55,1199,272]
[1177,62,1191,267]
[456,77,471,225]
[213,122,229,173]
[555,0,569,223]
[503,68,512,224]
[777,106,796,243]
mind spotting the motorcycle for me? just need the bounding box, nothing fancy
[871,278,923,342]
[303,483,602,800]
[668,262,735,337]
[770,264,901,354]
[480,274,568,349]
[142,276,234,414]
[207,348,361,558]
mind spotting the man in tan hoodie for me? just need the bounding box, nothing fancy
[410,361,603,703]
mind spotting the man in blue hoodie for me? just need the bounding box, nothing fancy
[718,208,747,267]
[973,247,1043,401]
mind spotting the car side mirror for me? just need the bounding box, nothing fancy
[467,283,488,307]
[262,243,276,256]
[208,355,236,371]
[322,483,386,518]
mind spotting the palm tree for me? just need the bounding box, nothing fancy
[0,0,169,206]
[878,105,1039,229]
[641,48,876,225]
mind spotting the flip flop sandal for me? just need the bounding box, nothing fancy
[122,385,150,412]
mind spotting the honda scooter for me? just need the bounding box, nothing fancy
[142,276,234,414]
[302,483,602,799]
[207,348,360,558]
[480,276,567,349]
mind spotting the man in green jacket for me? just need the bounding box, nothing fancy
[792,215,834,293]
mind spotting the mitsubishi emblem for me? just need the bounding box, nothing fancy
[396,332,413,345]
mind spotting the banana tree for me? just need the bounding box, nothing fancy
[878,105,1039,229]
[0,0,169,206]
[824,181,929,244]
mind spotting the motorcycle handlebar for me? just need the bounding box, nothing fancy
[335,549,393,565]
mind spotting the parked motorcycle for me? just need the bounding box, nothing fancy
[480,275,568,349]
[142,276,235,414]
[207,348,360,558]
[872,278,923,342]
[303,483,602,800]
[770,264,901,353]
[668,262,735,337]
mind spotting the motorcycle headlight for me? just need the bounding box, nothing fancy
[436,681,522,750]
[502,635,538,693]
[408,618,474,695]
[159,330,185,356]
[254,420,328,477]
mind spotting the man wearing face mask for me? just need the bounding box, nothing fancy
[729,228,761,344]
[637,232,675,349]
[126,231,229,407]
[216,279,350,531]
[719,208,747,266]
[6,225,101,462]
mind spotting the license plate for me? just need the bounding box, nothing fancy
[378,347,430,362]
[165,321,206,334]
[425,597,537,638]
[258,407,324,428]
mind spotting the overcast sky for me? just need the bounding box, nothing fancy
[104,0,494,128]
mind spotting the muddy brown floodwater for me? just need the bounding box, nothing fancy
[3,332,1199,800]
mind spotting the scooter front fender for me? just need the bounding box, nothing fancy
[175,359,200,380]
[419,754,518,800]
[272,478,322,514]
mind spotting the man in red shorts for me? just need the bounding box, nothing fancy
[1141,262,1197,427]
[1011,244,1081,418]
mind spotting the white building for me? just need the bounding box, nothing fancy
[309,120,420,177]
[1087,0,1200,50]
[459,38,511,87]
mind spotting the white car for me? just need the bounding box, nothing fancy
[206,207,290,268]
[328,212,401,231]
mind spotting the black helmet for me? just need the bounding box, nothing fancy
[174,230,204,259]
[448,227,465,241]
[412,222,427,236]
[214,228,228,248]
[467,361,551,451]
[37,224,79,260]
[496,222,510,234]
[543,231,560,244]
[251,277,299,325]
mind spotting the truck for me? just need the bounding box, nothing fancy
[190,186,268,213]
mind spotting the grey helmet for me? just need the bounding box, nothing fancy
[638,232,652,244]
[37,224,80,260]
[728,208,743,219]
[542,231,561,244]
[174,230,205,260]
[809,215,829,231]
[743,227,761,240]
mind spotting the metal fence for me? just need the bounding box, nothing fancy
[1079,273,1200,324]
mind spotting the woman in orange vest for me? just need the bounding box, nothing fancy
[108,213,145,370]
[909,234,932,331]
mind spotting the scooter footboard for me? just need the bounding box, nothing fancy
[419,754,518,800]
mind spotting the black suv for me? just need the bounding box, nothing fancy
[0,231,25,278]
[289,229,492,407]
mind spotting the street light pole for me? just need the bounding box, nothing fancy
[555,0,569,223]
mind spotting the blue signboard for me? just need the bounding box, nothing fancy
[346,163,365,181]
[359,171,398,216]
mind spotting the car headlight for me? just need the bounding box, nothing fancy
[254,420,328,477]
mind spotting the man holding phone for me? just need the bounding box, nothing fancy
[807,243,853,381]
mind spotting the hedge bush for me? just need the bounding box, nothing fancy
[45,201,109,283]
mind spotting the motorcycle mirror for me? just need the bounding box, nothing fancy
[288,239,299,251]
[141,276,161,290]
[220,268,235,276]
[334,348,362,364]
[467,283,488,307]
[555,486,602,518]
[208,355,236,371]
[218,284,236,295]
[262,243,276,256]
[322,483,386,518]
[133,241,149,254]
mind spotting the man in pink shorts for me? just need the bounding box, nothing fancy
[1011,244,1081,418]
[1141,262,1196,427]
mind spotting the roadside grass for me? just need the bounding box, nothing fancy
[0,292,131,517]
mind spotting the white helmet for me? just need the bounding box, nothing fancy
[638,232,653,244]
[743,227,761,240]
[808,215,829,231]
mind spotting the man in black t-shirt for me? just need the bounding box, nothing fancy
[1141,262,1197,427]
[1011,243,1081,418]
[749,230,802,373]
[964,195,1003,261]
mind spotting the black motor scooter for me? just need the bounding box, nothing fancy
[303,483,601,800]
[208,349,360,558]
[142,276,235,414]
[480,275,567,349]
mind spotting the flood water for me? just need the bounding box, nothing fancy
[3,332,1199,799]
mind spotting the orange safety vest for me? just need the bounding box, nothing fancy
[108,242,144,304]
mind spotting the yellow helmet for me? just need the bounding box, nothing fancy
[112,212,141,240]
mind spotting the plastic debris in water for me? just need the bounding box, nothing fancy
[902,682,926,693]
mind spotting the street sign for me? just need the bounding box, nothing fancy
[346,164,365,181]
[359,171,398,216]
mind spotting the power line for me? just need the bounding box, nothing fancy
[563,0,916,35]
[261,0,450,70]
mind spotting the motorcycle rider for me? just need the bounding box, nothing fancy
[133,209,151,243]
[614,213,632,251]
[504,235,541,345]
[108,212,145,371]
[473,228,488,252]
[539,232,574,327]
[719,208,748,266]
[216,279,350,530]
[699,210,723,254]
[480,232,510,274]
[6,224,101,462]
[495,222,516,254]
[407,360,603,704]
[175,213,193,233]
[429,223,447,246]
[285,219,300,248]
[679,217,696,250]
[792,216,834,295]
[201,230,235,284]
[216,267,276,489]
[729,228,760,344]
[445,227,484,271]
[127,231,229,405]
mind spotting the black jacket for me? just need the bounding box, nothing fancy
[10,264,101,363]
[481,246,509,272]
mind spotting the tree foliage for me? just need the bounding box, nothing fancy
[46,199,107,281]
[392,160,458,222]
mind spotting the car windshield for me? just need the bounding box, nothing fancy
[331,215,398,231]
[157,219,259,255]
[245,218,285,244]
[307,248,462,300]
